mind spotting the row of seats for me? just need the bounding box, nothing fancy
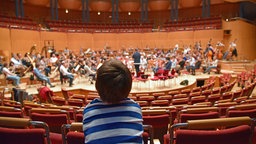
[0,13,222,33]
[162,16,222,32]
[1,102,256,144]
[0,15,39,30]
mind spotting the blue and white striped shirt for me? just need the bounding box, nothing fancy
[83,98,143,144]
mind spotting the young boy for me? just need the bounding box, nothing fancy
[83,59,143,144]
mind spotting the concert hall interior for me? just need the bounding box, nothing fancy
[0,0,256,144]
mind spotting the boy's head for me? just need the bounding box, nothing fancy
[96,59,132,104]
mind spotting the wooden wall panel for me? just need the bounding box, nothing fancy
[167,31,195,49]
[0,28,11,61]
[10,29,40,55]
[0,20,255,61]
[222,20,256,60]
[194,30,224,48]
[67,33,93,53]
[40,31,68,52]
[117,33,143,49]
[92,33,119,50]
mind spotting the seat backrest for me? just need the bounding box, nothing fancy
[67,98,84,107]
[61,88,70,100]
[226,103,256,119]
[29,108,70,133]
[170,116,254,144]
[178,107,220,123]
[142,109,171,143]
[62,122,154,144]
[0,116,51,144]
[0,105,23,118]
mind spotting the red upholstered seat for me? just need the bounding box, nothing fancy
[0,127,47,144]
[0,117,51,144]
[143,114,170,144]
[0,106,23,118]
[29,108,71,133]
[175,125,251,144]
[62,122,153,144]
[179,112,220,123]
[164,117,254,144]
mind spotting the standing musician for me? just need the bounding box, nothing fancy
[132,48,141,77]
[230,39,238,60]
[215,41,224,60]
[204,44,214,61]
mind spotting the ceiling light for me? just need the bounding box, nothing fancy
[65,9,69,14]
[98,12,101,15]
[128,12,131,16]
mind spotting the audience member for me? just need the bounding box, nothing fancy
[83,59,143,143]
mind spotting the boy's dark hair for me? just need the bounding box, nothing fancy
[95,59,132,104]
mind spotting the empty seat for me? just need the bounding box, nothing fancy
[166,116,254,144]
[0,116,51,144]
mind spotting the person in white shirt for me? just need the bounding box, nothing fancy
[186,55,196,75]
[59,62,74,87]
[140,56,147,72]
[204,56,218,74]
[83,61,96,84]
[49,53,58,67]
[2,62,20,87]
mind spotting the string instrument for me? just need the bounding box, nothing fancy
[74,64,80,73]
[217,49,223,60]
[207,49,213,60]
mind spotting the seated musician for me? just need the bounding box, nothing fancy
[83,61,96,84]
[140,56,148,72]
[164,57,172,71]
[171,55,180,73]
[2,62,20,87]
[10,53,26,76]
[21,53,32,68]
[39,56,51,76]
[33,63,55,88]
[186,55,196,75]
[204,56,218,74]
[59,61,74,87]
[49,53,58,72]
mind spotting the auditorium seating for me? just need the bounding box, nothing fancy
[165,116,254,144]
[29,108,71,133]
[61,122,154,144]
[0,13,222,33]
[0,105,23,118]
[142,109,171,144]
[0,116,51,144]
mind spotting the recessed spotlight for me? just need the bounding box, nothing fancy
[65,9,69,14]
[128,12,131,16]
[98,12,101,15]
[225,19,229,21]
